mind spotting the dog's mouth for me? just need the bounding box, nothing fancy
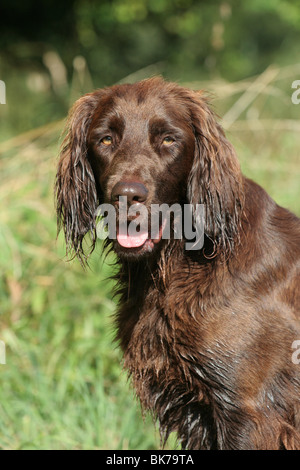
[117,227,150,248]
[113,218,166,256]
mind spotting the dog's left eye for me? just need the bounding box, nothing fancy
[162,136,175,146]
[101,136,113,146]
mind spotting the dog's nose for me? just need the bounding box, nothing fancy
[111,181,148,206]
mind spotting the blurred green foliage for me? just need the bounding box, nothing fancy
[1,0,300,137]
[2,0,300,82]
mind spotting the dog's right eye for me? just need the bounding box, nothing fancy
[100,136,113,146]
[162,136,175,146]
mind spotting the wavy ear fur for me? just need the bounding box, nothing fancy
[56,91,103,264]
[186,91,244,255]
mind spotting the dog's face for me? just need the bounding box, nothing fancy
[87,82,195,258]
[56,77,243,264]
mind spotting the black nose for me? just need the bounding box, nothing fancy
[111,181,148,206]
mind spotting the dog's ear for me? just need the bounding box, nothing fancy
[55,91,103,264]
[186,90,244,254]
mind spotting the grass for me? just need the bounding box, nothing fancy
[0,132,163,450]
[0,68,299,449]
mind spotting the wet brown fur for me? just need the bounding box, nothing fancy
[56,78,300,449]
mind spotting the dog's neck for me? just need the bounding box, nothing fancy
[114,238,227,352]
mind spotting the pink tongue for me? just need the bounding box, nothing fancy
[117,230,149,248]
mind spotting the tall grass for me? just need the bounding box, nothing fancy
[0,68,299,449]
[0,131,162,449]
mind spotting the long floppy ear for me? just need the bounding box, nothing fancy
[55,91,103,264]
[186,90,244,255]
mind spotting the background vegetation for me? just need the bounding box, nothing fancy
[0,0,299,450]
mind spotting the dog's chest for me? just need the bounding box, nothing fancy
[119,266,243,447]
[123,282,210,405]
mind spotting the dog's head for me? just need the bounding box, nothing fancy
[56,77,243,263]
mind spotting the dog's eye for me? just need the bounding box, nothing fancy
[101,136,113,146]
[162,136,175,146]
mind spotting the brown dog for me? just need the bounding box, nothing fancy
[56,77,300,449]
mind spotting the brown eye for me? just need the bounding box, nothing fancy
[162,136,175,146]
[101,136,113,146]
